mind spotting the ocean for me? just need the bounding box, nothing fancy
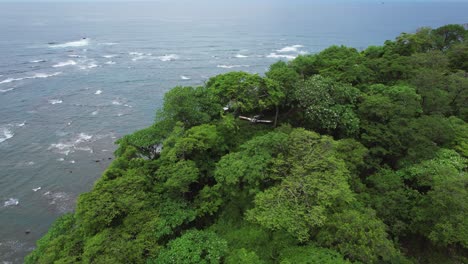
[0,1,466,262]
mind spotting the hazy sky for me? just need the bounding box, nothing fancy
[1,0,467,2]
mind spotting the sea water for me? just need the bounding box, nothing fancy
[0,1,467,262]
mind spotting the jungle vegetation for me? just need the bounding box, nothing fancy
[26,24,468,264]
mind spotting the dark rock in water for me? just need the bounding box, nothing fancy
[69,170,73,173]
[25,230,31,235]
[95,160,100,163]
[108,157,112,160]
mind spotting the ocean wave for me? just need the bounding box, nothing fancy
[48,99,63,105]
[98,42,118,46]
[32,187,41,192]
[0,72,62,85]
[95,90,102,95]
[217,64,250,69]
[267,53,297,60]
[102,54,117,58]
[158,54,179,62]
[0,88,14,93]
[48,133,93,155]
[0,127,14,144]
[91,110,99,116]
[105,61,116,65]
[49,38,90,48]
[53,60,77,68]
[129,52,153,61]
[68,54,84,58]
[30,59,46,63]
[3,198,19,207]
[43,191,74,213]
[180,75,191,80]
[78,61,99,70]
[277,45,304,53]
[235,54,249,58]
[129,52,144,56]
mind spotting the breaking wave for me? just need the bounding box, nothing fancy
[3,198,19,207]
[277,45,304,53]
[217,64,250,69]
[53,60,77,68]
[49,38,90,48]
[267,53,297,60]
[158,54,179,62]
[0,72,62,85]
[0,127,14,144]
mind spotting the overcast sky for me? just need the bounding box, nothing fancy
[1,0,467,2]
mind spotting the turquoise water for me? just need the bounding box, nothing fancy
[0,1,467,262]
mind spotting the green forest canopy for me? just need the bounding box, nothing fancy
[26,24,468,264]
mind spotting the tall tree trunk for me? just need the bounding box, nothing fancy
[274,105,279,127]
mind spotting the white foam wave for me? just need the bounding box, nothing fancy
[95,90,102,95]
[0,127,14,144]
[68,54,83,58]
[30,59,46,63]
[235,54,249,58]
[32,187,41,192]
[0,88,14,93]
[129,52,144,56]
[4,198,19,207]
[105,61,116,65]
[267,53,297,60]
[158,54,179,62]
[0,72,62,85]
[217,64,250,69]
[48,99,62,105]
[277,45,304,53]
[43,191,73,213]
[49,38,90,48]
[17,121,26,127]
[79,61,99,70]
[33,72,62,78]
[48,133,93,155]
[99,42,118,46]
[53,60,77,68]
[180,75,191,80]
[129,52,153,61]
[91,110,98,116]
[102,54,117,58]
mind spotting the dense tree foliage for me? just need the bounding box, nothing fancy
[27,24,468,264]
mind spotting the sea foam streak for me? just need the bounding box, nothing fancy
[0,72,62,85]
[49,38,90,48]
[277,45,304,53]
[267,53,297,60]
[48,99,63,105]
[158,54,179,61]
[235,54,249,58]
[4,198,19,207]
[48,133,93,155]
[0,127,14,143]
[53,60,77,68]
[95,90,102,95]
[180,75,191,80]
[217,64,250,69]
